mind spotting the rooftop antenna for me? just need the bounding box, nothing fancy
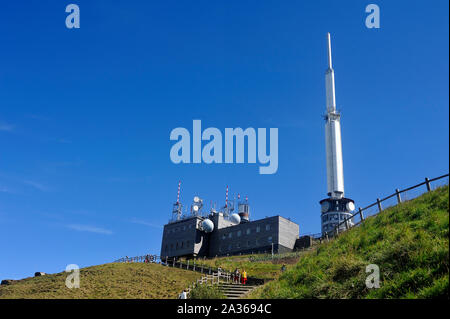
[225,185,229,208]
[176,180,181,204]
[191,195,203,216]
[171,181,182,222]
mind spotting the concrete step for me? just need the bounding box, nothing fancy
[218,285,255,290]
[220,287,254,292]
[222,290,251,296]
[218,284,259,299]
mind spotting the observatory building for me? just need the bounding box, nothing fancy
[160,184,301,259]
[319,33,355,235]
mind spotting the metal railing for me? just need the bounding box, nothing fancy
[115,254,235,277]
[114,254,159,263]
[323,174,449,240]
[182,271,236,299]
[248,246,314,262]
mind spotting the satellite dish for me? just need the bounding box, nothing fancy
[230,213,241,225]
[321,201,330,213]
[192,205,199,212]
[193,196,200,203]
[201,219,214,233]
[346,202,355,212]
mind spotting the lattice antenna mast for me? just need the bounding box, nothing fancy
[176,180,181,204]
[223,185,230,216]
[171,180,182,221]
[225,185,229,208]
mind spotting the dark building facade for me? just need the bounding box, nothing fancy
[160,213,299,259]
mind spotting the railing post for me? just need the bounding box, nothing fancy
[359,207,364,221]
[209,266,211,275]
[193,261,196,271]
[425,178,431,191]
[187,260,190,270]
[344,218,349,230]
[395,189,402,204]
[377,198,382,212]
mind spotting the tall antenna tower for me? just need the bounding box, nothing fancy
[320,33,355,235]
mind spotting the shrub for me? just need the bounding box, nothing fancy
[189,284,226,299]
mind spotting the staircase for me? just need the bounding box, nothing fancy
[218,283,258,299]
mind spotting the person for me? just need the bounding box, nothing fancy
[281,264,286,272]
[234,268,240,284]
[179,289,187,299]
[242,269,247,285]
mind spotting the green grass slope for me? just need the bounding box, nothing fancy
[0,262,201,299]
[186,250,310,281]
[250,186,449,299]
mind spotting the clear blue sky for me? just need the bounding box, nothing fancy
[0,0,448,280]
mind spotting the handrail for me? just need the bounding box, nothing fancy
[324,174,449,239]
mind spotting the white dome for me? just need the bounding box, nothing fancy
[201,219,214,233]
[230,213,241,225]
[346,202,355,212]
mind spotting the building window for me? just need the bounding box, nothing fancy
[246,229,251,235]
[228,244,232,251]
[237,230,242,237]
[266,224,270,231]
[228,232,232,239]
[256,226,260,233]
[181,242,184,248]
[222,234,226,240]
[268,236,272,243]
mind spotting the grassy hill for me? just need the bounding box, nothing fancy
[1,186,447,299]
[247,185,449,299]
[0,262,201,299]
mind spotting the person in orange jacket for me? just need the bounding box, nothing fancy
[242,269,247,285]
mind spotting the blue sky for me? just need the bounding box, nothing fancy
[0,0,448,280]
